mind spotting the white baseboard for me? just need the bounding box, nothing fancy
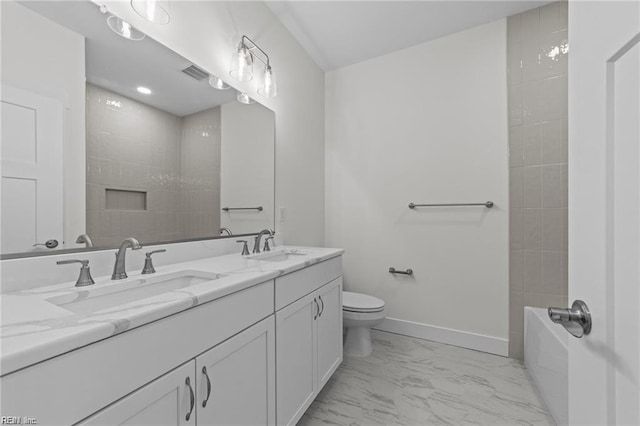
[374,317,509,357]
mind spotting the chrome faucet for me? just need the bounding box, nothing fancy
[76,233,93,248]
[112,238,142,280]
[219,227,232,236]
[252,229,274,254]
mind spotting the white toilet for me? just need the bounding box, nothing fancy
[342,291,385,357]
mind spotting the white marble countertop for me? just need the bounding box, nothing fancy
[0,246,343,376]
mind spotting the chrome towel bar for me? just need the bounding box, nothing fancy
[222,206,263,212]
[408,201,494,209]
[389,267,413,275]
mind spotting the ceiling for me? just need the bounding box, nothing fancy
[266,1,553,71]
[20,1,236,117]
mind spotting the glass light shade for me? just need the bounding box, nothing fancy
[106,15,145,41]
[229,45,253,82]
[236,91,255,105]
[209,75,230,90]
[131,0,170,24]
[258,65,277,98]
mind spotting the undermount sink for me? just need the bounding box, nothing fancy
[47,270,224,315]
[249,249,308,262]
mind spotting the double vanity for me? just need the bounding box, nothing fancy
[1,244,343,425]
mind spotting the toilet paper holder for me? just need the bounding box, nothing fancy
[389,267,413,275]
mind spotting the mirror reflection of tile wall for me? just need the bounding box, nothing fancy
[86,84,221,247]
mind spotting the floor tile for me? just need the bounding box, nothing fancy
[300,331,555,426]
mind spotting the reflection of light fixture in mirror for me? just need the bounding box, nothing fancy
[106,15,145,41]
[209,75,230,90]
[230,35,278,98]
[137,86,152,95]
[237,91,255,105]
[258,64,277,98]
[131,0,170,24]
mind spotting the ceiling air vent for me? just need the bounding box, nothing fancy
[181,64,209,81]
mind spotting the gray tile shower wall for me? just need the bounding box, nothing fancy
[86,84,221,247]
[178,108,221,239]
[507,1,568,359]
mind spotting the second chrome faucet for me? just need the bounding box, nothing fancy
[112,238,142,280]
[252,229,274,254]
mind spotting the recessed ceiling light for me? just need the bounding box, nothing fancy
[137,86,152,95]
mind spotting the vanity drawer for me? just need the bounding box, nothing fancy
[275,257,342,310]
[0,280,274,426]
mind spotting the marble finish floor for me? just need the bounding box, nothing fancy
[300,330,554,426]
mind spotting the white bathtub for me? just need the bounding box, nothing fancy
[524,306,568,426]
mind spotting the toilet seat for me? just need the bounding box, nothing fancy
[343,291,385,313]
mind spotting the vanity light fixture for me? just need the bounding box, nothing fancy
[131,0,170,24]
[106,14,146,41]
[137,86,152,95]
[230,41,254,82]
[236,91,255,105]
[209,75,230,90]
[258,64,277,98]
[230,35,278,98]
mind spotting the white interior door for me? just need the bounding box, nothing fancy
[1,85,64,253]
[569,1,640,424]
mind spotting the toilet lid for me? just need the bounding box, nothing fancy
[343,291,385,312]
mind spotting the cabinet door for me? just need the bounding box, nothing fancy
[275,291,318,426]
[316,277,343,391]
[196,316,276,426]
[78,361,196,426]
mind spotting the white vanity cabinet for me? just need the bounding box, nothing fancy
[78,361,196,426]
[276,292,317,425]
[79,316,276,426]
[275,257,343,426]
[1,251,344,426]
[316,278,343,390]
[1,281,275,426]
[195,316,275,426]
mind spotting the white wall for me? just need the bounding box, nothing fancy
[104,1,325,246]
[325,20,509,353]
[220,102,275,234]
[1,1,86,248]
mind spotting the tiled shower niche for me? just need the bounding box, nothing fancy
[86,84,221,247]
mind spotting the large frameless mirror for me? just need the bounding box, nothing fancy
[0,0,275,258]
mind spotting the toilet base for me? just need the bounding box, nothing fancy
[344,326,373,357]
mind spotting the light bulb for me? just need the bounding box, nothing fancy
[258,65,277,98]
[230,45,253,82]
[121,21,132,38]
